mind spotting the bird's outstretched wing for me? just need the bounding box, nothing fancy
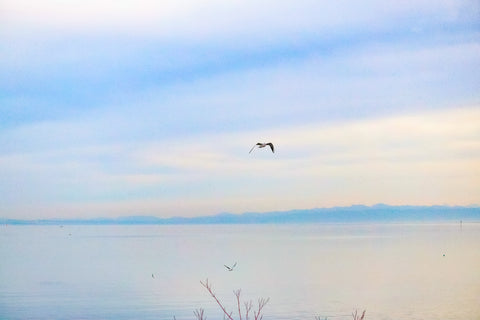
[225,262,237,271]
[266,143,274,153]
[249,144,258,153]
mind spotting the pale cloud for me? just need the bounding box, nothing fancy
[3,107,476,219]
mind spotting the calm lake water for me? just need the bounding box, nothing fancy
[0,223,479,320]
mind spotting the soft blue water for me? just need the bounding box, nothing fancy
[1,223,479,320]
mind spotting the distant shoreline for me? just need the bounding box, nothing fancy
[2,204,479,225]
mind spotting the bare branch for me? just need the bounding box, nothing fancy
[253,297,270,320]
[194,308,206,320]
[200,279,235,320]
[199,279,270,320]
[360,310,366,320]
[244,300,253,320]
[234,289,242,320]
[352,310,366,320]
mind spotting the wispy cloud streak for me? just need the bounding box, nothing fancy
[1,107,478,218]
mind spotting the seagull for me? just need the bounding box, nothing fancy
[224,262,237,271]
[152,273,155,279]
[249,142,274,153]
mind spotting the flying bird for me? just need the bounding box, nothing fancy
[224,262,237,271]
[249,142,274,153]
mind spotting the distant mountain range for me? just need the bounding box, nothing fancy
[3,204,479,225]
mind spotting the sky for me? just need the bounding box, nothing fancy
[1,0,479,219]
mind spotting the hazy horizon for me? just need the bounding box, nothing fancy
[3,203,479,224]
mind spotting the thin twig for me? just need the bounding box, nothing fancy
[244,300,253,320]
[352,310,366,320]
[194,308,206,320]
[253,297,269,320]
[200,279,235,320]
[234,289,242,320]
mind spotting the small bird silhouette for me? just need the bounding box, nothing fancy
[249,142,274,153]
[224,262,237,271]
[152,273,155,278]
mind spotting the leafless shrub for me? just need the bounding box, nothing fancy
[199,279,269,320]
[352,310,366,320]
[193,308,206,320]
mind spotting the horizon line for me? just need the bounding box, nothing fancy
[2,204,479,225]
